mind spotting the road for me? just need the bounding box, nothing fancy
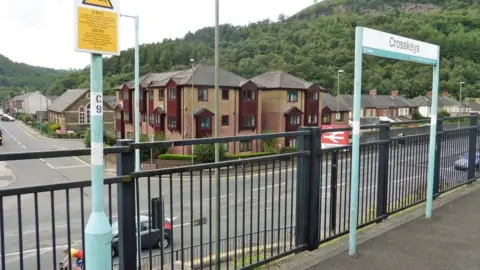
[0,121,474,269]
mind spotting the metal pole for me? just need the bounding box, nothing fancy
[426,49,441,218]
[214,0,221,268]
[121,13,142,268]
[458,82,463,128]
[84,54,112,270]
[349,26,363,257]
[133,15,142,269]
[191,59,195,163]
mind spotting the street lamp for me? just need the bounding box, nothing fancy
[190,58,195,165]
[120,13,141,269]
[459,81,465,128]
[336,70,344,121]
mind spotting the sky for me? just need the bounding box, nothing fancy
[0,0,314,70]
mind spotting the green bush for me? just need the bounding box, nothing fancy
[104,132,116,146]
[139,133,169,162]
[194,140,227,163]
[48,123,61,134]
[280,146,296,154]
[225,152,275,159]
[260,130,278,153]
[84,128,91,148]
[22,115,34,123]
[158,154,196,160]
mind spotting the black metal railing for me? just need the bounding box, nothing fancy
[0,116,478,270]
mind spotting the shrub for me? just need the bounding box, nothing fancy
[194,140,227,163]
[438,110,450,118]
[158,154,196,160]
[225,152,275,159]
[280,146,296,154]
[23,115,34,123]
[104,132,116,146]
[84,128,91,147]
[260,130,278,153]
[48,123,61,134]
[139,132,169,162]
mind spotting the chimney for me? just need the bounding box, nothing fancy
[391,90,399,96]
[442,91,449,97]
[426,91,432,97]
[368,89,377,96]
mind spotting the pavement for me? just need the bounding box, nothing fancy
[277,182,480,270]
[0,120,475,270]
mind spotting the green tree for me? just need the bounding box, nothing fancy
[194,140,227,163]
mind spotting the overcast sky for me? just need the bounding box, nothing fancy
[0,0,314,70]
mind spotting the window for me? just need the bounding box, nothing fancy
[168,88,176,100]
[125,113,130,121]
[222,115,229,126]
[287,91,298,102]
[156,114,161,124]
[289,138,297,148]
[222,89,229,100]
[308,114,318,124]
[198,89,208,101]
[239,141,252,152]
[116,131,121,139]
[322,113,331,123]
[149,90,154,100]
[243,116,255,127]
[168,116,177,128]
[200,117,211,128]
[290,115,300,125]
[149,114,154,123]
[79,107,85,123]
[308,91,319,100]
[86,104,91,123]
[116,111,121,120]
[243,90,256,101]
[158,89,164,100]
[127,132,133,139]
[123,91,129,100]
[335,112,344,122]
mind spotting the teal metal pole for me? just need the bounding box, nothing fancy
[85,54,112,270]
[349,26,363,257]
[426,49,441,218]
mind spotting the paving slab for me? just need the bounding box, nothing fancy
[274,183,480,270]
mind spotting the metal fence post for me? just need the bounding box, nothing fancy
[329,151,337,233]
[116,139,136,270]
[433,118,443,197]
[467,114,478,182]
[295,126,321,251]
[376,121,390,220]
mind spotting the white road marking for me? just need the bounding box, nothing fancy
[54,165,90,170]
[39,158,55,169]
[14,122,42,141]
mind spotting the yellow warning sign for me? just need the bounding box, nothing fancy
[76,7,118,54]
[82,0,113,9]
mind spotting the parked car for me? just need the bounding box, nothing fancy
[111,215,173,257]
[1,115,14,122]
[454,152,480,171]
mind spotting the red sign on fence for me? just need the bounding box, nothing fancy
[321,125,349,146]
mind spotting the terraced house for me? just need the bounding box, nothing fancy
[48,89,116,133]
[115,65,264,155]
[115,67,325,154]
[250,71,324,148]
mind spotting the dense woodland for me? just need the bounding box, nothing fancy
[1,0,480,101]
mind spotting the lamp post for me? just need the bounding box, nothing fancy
[459,81,465,128]
[214,0,221,269]
[336,70,344,121]
[190,58,195,164]
[120,13,141,269]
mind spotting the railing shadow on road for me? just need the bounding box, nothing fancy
[0,116,479,270]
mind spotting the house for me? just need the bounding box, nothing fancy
[48,89,115,133]
[250,71,323,148]
[365,90,416,121]
[410,91,461,117]
[465,102,480,113]
[8,92,55,114]
[115,65,262,155]
[320,93,350,126]
[9,93,32,113]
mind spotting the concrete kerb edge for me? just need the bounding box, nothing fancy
[277,181,480,270]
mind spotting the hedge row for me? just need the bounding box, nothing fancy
[158,151,277,161]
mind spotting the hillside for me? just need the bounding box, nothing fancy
[48,0,480,99]
[0,54,67,99]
